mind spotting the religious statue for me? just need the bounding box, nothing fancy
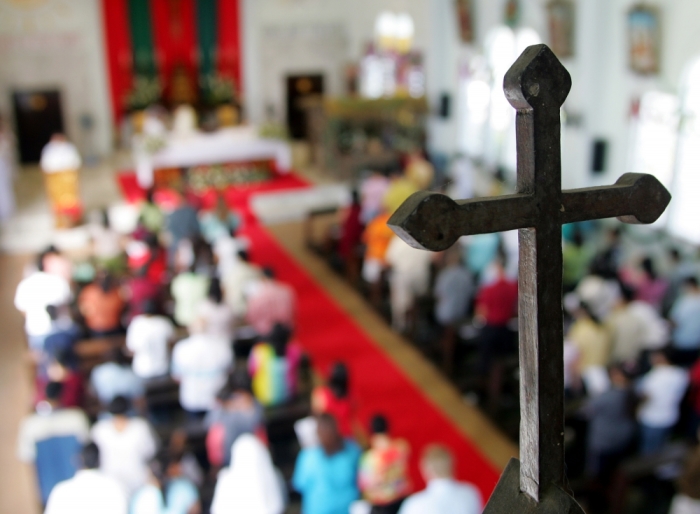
[389,44,671,513]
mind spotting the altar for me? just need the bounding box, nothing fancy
[133,126,292,188]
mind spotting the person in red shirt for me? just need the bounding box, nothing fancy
[474,255,518,410]
[311,362,359,440]
[125,266,161,322]
[78,272,125,336]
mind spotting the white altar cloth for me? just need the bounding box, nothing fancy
[133,126,292,188]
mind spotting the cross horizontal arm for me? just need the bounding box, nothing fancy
[561,173,671,225]
[388,191,536,252]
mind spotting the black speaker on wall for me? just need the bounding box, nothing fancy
[439,93,451,119]
[591,139,608,174]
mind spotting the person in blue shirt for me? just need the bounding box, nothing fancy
[671,276,700,365]
[293,413,362,514]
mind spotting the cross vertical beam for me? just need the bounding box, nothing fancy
[509,57,569,498]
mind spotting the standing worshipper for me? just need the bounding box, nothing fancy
[91,348,145,406]
[398,445,482,514]
[0,113,15,222]
[362,210,395,307]
[78,272,124,336]
[211,434,286,514]
[582,365,637,482]
[249,323,302,407]
[17,382,90,505]
[433,248,473,374]
[293,413,362,514]
[636,349,689,455]
[126,300,175,380]
[670,277,700,365]
[204,372,264,467]
[171,322,233,417]
[125,266,162,321]
[473,255,518,408]
[312,362,357,439]
[44,443,128,514]
[131,451,200,514]
[385,235,432,333]
[246,268,295,336]
[360,170,390,224]
[91,396,158,497]
[338,190,364,282]
[40,133,82,227]
[14,254,71,353]
[199,194,241,245]
[359,415,411,514]
[170,263,210,328]
[196,277,235,341]
[566,301,612,373]
[221,250,262,317]
[164,192,200,265]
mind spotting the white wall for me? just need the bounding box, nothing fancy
[0,0,112,157]
[242,0,431,125]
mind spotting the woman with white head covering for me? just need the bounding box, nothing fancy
[210,434,286,514]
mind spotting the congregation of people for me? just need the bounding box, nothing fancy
[323,158,700,513]
[13,171,484,514]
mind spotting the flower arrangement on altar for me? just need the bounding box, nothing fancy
[126,75,163,112]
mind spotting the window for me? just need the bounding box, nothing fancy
[458,26,541,180]
[668,57,700,243]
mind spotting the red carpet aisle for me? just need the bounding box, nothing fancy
[118,170,503,499]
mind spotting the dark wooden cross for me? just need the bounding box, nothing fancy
[388,44,671,512]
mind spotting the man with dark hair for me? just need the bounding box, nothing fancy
[670,276,700,364]
[293,413,362,514]
[17,381,90,504]
[359,414,411,514]
[44,443,127,514]
[91,395,158,496]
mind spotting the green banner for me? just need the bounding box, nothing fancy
[196,0,217,80]
[128,0,157,77]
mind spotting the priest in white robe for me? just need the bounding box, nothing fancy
[40,133,82,228]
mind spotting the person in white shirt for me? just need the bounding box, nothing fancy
[385,235,433,332]
[398,445,482,514]
[171,322,234,415]
[221,250,262,317]
[636,349,689,455]
[45,442,127,514]
[210,434,286,514]
[14,255,71,351]
[91,396,158,497]
[196,278,235,341]
[126,301,175,379]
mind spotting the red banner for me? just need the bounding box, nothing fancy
[149,0,198,103]
[217,0,242,98]
[101,0,133,121]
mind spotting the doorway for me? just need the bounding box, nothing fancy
[286,74,324,140]
[12,89,65,164]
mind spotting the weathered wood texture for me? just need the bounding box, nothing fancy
[388,44,671,509]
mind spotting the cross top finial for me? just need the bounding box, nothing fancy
[504,44,572,111]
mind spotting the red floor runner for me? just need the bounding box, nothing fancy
[117,170,502,498]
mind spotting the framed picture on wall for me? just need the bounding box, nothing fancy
[455,0,474,43]
[547,0,575,58]
[628,4,661,75]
